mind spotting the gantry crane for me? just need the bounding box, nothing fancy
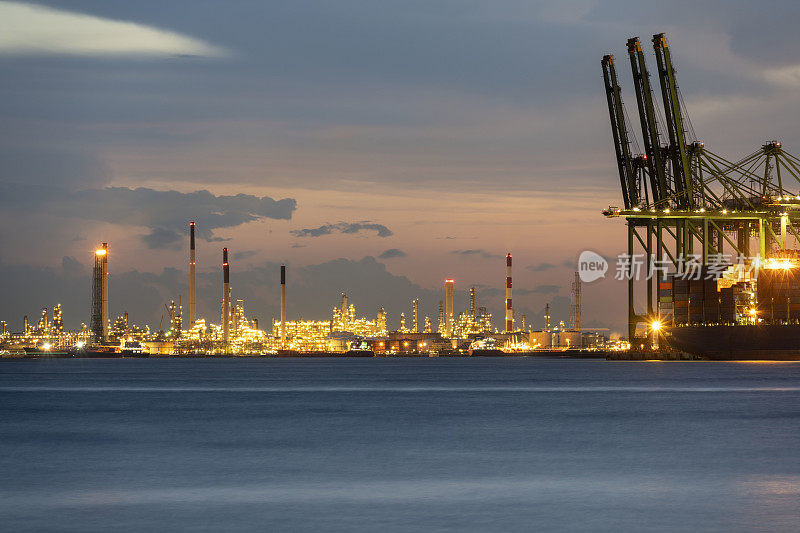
[602,33,800,343]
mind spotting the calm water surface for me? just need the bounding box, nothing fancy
[1,357,798,532]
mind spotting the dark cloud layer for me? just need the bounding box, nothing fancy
[379,248,407,259]
[450,249,503,259]
[232,250,258,261]
[527,259,574,272]
[291,222,393,238]
[0,185,297,247]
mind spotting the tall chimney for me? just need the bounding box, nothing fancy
[91,243,109,343]
[438,301,444,334]
[469,287,476,317]
[570,271,581,330]
[412,299,419,333]
[505,253,513,333]
[445,279,454,337]
[222,248,230,348]
[102,243,109,341]
[280,265,286,347]
[189,222,196,328]
[545,303,551,332]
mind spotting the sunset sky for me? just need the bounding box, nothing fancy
[3,0,800,333]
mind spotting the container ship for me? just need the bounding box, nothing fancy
[661,255,800,360]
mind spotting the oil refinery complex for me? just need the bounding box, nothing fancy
[0,224,614,358]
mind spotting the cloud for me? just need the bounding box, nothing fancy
[142,227,182,250]
[527,259,573,272]
[528,262,556,272]
[233,250,258,261]
[379,248,407,259]
[291,222,393,238]
[0,1,227,57]
[528,284,560,295]
[0,185,297,247]
[480,285,561,297]
[450,249,502,259]
[0,147,110,188]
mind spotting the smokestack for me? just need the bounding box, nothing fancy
[412,299,419,333]
[280,265,286,347]
[470,287,476,317]
[545,303,551,332]
[222,248,229,348]
[505,253,513,333]
[570,271,581,330]
[23,315,28,335]
[444,279,454,337]
[91,243,109,343]
[102,244,109,341]
[189,222,196,327]
[438,301,444,334]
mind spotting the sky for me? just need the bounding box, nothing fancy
[3,0,800,334]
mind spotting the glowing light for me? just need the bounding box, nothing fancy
[650,320,662,332]
[42,342,51,351]
[749,308,757,316]
[763,257,797,270]
[95,249,107,256]
[76,341,85,348]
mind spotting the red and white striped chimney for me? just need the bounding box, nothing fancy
[505,253,513,332]
[222,247,230,348]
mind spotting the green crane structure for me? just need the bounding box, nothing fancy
[601,33,800,344]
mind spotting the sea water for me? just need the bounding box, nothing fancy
[1,357,798,532]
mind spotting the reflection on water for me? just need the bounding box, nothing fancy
[0,358,798,532]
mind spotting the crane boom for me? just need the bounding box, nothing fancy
[627,37,668,206]
[652,33,693,208]
[602,54,637,208]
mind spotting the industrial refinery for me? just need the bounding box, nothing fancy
[0,219,612,357]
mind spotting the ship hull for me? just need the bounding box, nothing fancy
[665,325,800,360]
